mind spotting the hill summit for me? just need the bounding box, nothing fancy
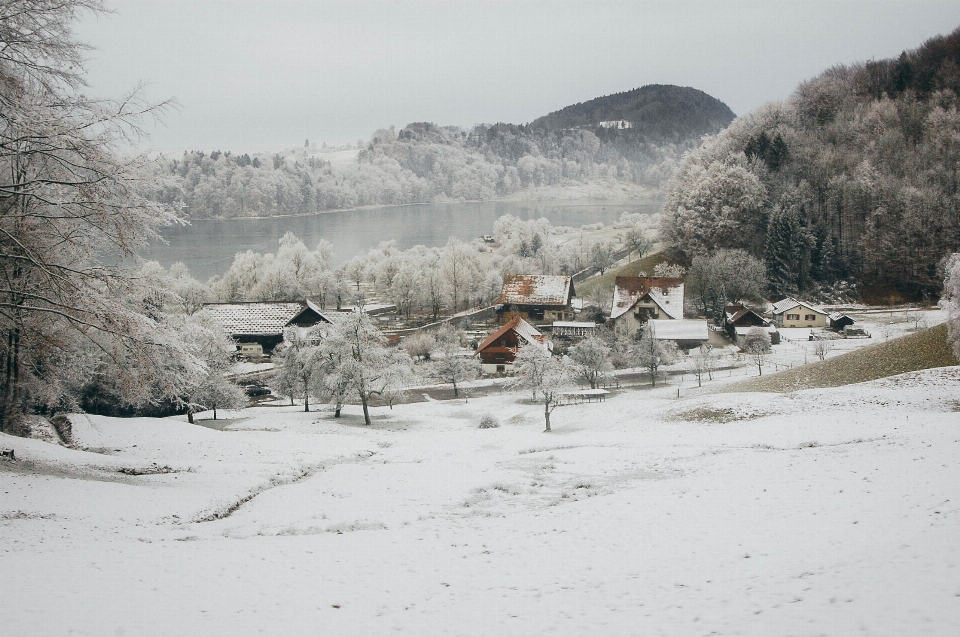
[529,84,736,141]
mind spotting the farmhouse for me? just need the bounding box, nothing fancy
[609,276,684,338]
[771,298,829,328]
[496,274,575,324]
[476,316,552,374]
[202,300,335,357]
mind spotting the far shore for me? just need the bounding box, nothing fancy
[177,182,665,222]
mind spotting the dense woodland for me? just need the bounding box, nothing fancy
[154,85,735,219]
[661,27,960,301]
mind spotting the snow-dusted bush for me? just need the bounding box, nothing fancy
[478,414,499,429]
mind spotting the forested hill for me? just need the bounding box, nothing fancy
[528,84,736,141]
[156,85,735,220]
[660,26,960,301]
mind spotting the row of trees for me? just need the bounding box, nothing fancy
[661,26,960,300]
[146,211,650,321]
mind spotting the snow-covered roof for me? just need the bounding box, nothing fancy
[203,302,307,336]
[726,307,769,325]
[611,276,684,320]
[828,312,854,322]
[476,316,550,352]
[771,297,826,316]
[496,274,573,307]
[648,319,709,341]
[203,300,335,336]
[552,321,597,329]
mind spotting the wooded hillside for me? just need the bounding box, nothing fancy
[661,27,960,301]
[529,84,736,141]
[155,85,735,219]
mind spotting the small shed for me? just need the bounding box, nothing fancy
[828,312,855,331]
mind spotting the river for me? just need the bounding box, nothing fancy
[141,199,661,281]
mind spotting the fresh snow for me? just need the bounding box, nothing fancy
[1,308,957,636]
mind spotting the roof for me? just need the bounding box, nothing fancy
[496,274,573,307]
[611,276,684,320]
[828,312,854,322]
[552,321,597,328]
[726,307,769,325]
[476,316,550,352]
[771,297,826,316]
[648,319,709,341]
[203,301,333,336]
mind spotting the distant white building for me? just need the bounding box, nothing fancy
[598,120,634,129]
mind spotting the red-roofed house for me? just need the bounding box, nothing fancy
[609,276,684,338]
[495,274,575,324]
[476,316,552,374]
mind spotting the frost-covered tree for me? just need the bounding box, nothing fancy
[941,253,960,359]
[690,344,718,387]
[624,227,653,262]
[512,345,573,432]
[401,331,436,362]
[634,323,678,387]
[0,0,182,431]
[428,325,479,398]
[589,240,617,275]
[179,313,245,422]
[567,336,611,389]
[740,327,771,375]
[686,250,767,324]
[440,237,481,313]
[272,328,323,411]
[320,311,413,425]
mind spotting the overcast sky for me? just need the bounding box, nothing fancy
[76,0,960,153]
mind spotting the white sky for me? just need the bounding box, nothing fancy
[76,0,960,153]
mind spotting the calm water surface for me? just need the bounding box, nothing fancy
[142,199,661,281]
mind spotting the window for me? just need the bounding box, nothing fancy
[496,365,506,373]
[804,314,816,321]
[786,313,800,321]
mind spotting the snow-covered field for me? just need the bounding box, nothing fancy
[3,350,960,635]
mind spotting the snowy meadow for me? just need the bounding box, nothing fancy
[3,359,959,636]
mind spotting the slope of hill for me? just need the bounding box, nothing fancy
[728,323,958,393]
[661,26,960,300]
[529,84,736,141]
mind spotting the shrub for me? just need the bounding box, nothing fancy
[478,413,499,429]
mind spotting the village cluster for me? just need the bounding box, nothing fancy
[201,266,864,407]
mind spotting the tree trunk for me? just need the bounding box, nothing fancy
[334,404,342,418]
[213,407,218,420]
[452,379,459,398]
[361,393,371,425]
[187,410,194,424]
[543,400,551,432]
[304,394,310,412]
